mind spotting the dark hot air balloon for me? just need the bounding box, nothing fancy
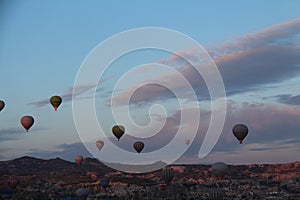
[212,162,228,179]
[232,124,248,144]
[75,188,89,198]
[50,95,62,111]
[133,141,144,153]
[0,188,13,199]
[0,100,5,112]
[208,188,224,200]
[101,178,110,189]
[20,116,34,132]
[162,168,174,185]
[112,125,125,141]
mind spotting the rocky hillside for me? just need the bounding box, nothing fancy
[0,157,299,199]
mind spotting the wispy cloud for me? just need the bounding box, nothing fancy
[111,18,300,106]
[213,18,300,55]
[28,81,112,107]
[272,94,300,106]
[0,127,48,142]
[0,128,25,142]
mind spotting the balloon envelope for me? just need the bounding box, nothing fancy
[20,116,34,132]
[96,140,104,150]
[232,124,248,144]
[185,139,190,145]
[50,95,62,111]
[101,179,110,189]
[208,188,224,200]
[0,188,13,199]
[162,168,174,185]
[75,188,89,198]
[0,100,5,112]
[112,125,125,141]
[133,141,144,153]
[75,155,83,165]
[212,162,228,178]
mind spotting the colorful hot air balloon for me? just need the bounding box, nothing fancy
[133,141,144,153]
[96,140,104,150]
[75,155,83,165]
[0,100,5,112]
[185,139,190,145]
[90,172,98,181]
[112,125,125,141]
[20,116,34,132]
[212,162,228,179]
[50,95,62,111]
[232,124,249,144]
[162,168,174,185]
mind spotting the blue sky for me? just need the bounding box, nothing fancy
[0,1,300,166]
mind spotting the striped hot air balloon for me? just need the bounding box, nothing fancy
[208,188,224,200]
[161,167,174,185]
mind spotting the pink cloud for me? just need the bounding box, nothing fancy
[110,18,300,106]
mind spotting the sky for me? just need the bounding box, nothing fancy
[0,1,300,166]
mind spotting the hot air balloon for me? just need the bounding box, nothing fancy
[0,100,5,112]
[232,124,248,144]
[112,125,125,141]
[101,178,110,190]
[96,140,104,150]
[50,95,62,111]
[0,188,13,199]
[185,139,190,145]
[212,162,228,179]
[90,172,98,181]
[133,141,144,153]
[208,188,224,200]
[162,168,174,185]
[75,188,89,199]
[75,155,83,165]
[7,176,20,189]
[20,116,34,132]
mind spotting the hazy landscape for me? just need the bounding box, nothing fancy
[0,156,299,199]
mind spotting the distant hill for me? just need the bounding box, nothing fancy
[0,157,299,199]
[0,156,299,181]
[104,160,168,173]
